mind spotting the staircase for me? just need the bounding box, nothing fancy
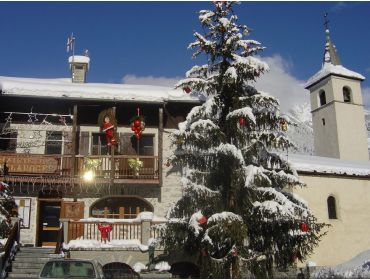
[6,247,62,279]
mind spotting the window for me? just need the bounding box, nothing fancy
[15,198,31,228]
[45,131,62,155]
[319,90,327,106]
[343,87,351,103]
[322,118,326,126]
[91,133,108,155]
[120,134,154,156]
[327,196,337,219]
[0,129,17,152]
[90,196,153,219]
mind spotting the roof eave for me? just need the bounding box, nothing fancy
[305,73,365,90]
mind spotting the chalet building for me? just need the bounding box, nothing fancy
[0,55,203,274]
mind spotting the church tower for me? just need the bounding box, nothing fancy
[305,18,368,161]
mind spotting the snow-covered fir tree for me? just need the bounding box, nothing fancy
[159,2,327,278]
[0,180,16,239]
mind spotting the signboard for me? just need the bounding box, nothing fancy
[61,201,85,220]
[0,154,58,174]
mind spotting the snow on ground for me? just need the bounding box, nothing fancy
[305,62,365,88]
[0,76,205,103]
[133,262,147,273]
[314,250,370,278]
[154,261,171,271]
[289,154,370,177]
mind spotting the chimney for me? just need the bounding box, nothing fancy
[68,55,90,83]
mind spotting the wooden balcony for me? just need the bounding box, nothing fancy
[0,152,160,185]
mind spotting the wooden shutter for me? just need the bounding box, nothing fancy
[79,131,90,155]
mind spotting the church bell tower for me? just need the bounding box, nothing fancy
[305,15,368,161]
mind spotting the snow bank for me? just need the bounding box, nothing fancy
[133,262,147,273]
[314,250,370,278]
[305,62,365,88]
[154,261,171,271]
[289,154,370,177]
[0,76,205,103]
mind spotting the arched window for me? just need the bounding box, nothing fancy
[90,196,153,219]
[327,196,337,219]
[343,87,351,103]
[319,90,327,106]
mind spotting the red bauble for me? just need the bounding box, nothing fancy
[198,215,207,225]
[131,125,135,132]
[231,247,238,257]
[134,119,141,128]
[239,117,246,126]
[0,184,5,192]
[183,87,191,94]
[220,27,226,33]
[201,248,208,257]
[300,223,309,232]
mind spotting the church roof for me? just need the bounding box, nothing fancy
[289,154,370,177]
[0,76,205,104]
[305,28,365,89]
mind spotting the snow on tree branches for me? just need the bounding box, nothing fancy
[160,2,327,278]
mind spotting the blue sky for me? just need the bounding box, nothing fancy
[0,1,369,108]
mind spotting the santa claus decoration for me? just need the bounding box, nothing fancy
[102,115,117,146]
[98,223,113,243]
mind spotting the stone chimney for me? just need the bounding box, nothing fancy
[68,55,90,83]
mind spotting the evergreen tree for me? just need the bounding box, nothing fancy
[160,2,327,278]
[0,180,16,239]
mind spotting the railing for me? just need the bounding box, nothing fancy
[0,221,20,278]
[0,152,159,182]
[61,219,165,245]
[68,221,142,242]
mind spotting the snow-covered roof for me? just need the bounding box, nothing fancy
[289,154,370,177]
[305,63,365,89]
[68,55,90,65]
[0,76,205,104]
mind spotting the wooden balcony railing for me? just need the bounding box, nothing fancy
[60,219,165,245]
[0,152,159,183]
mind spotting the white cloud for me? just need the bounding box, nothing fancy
[254,55,310,112]
[121,74,182,88]
[362,87,370,109]
[122,55,310,112]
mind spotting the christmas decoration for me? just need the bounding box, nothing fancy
[98,223,113,243]
[197,215,207,225]
[165,160,171,167]
[300,223,309,232]
[280,119,288,132]
[102,116,117,146]
[238,117,246,126]
[183,87,192,94]
[128,158,143,177]
[130,108,146,140]
[160,2,327,278]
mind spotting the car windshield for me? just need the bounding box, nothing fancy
[40,260,96,278]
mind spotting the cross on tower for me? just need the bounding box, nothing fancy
[324,12,330,30]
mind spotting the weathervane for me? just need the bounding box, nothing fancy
[324,12,330,30]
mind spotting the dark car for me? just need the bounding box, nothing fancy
[39,259,104,279]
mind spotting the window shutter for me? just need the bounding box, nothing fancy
[79,131,90,155]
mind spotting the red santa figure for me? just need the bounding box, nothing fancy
[98,223,113,243]
[102,116,117,146]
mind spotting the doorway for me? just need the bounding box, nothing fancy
[37,199,61,247]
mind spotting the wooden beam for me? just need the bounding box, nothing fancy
[71,105,78,179]
[158,107,164,187]
[110,106,116,188]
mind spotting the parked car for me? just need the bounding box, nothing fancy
[39,259,105,278]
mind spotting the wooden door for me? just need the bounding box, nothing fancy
[37,200,61,247]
